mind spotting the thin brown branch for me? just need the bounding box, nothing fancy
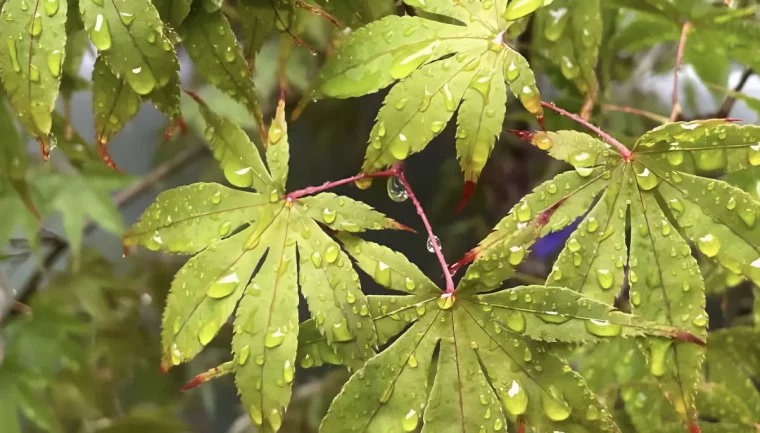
[602,104,670,124]
[671,21,693,121]
[296,0,341,28]
[716,68,754,118]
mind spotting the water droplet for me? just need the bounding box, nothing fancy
[332,319,354,342]
[268,410,282,431]
[198,321,217,345]
[541,385,571,421]
[6,39,21,72]
[630,290,641,306]
[207,270,239,298]
[692,313,707,327]
[634,165,659,191]
[90,14,112,51]
[389,137,410,160]
[322,207,337,224]
[567,238,581,252]
[505,59,520,82]
[505,311,525,333]
[426,235,441,253]
[264,328,286,348]
[516,201,532,222]
[584,319,622,337]
[667,151,684,166]
[437,294,454,310]
[586,217,599,233]
[508,246,524,265]
[389,41,438,79]
[324,244,339,264]
[544,7,569,41]
[532,132,553,150]
[310,251,323,268]
[501,380,528,415]
[749,145,760,166]
[283,360,294,383]
[127,65,157,95]
[431,120,445,133]
[738,207,757,228]
[119,12,135,26]
[387,176,408,202]
[560,56,579,80]
[29,65,40,82]
[395,98,408,110]
[379,382,395,403]
[539,311,571,324]
[374,261,391,287]
[269,125,284,143]
[249,405,263,425]
[697,233,720,257]
[596,269,615,290]
[401,409,418,431]
[649,340,671,376]
[44,0,59,16]
[238,345,250,365]
[27,14,43,36]
[405,277,416,291]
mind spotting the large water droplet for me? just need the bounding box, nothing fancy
[508,246,525,265]
[127,65,157,95]
[560,56,580,80]
[90,14,112,51]
[238,345,250,365]
[595,269,615,290]
[322,207,337,224]
[697,233,720,257]
[649,340,671,376]
[7,39,21,72]
[198,321,218,345]
[283,360,295,383]
[332,319,354,342]
[207,270,239,298]
[310,251,323,268]
[374,261,391,287]
[634,165,659,191]
[426,235,441,253]
[544,7,569,41]
[44,0,59,16]
[401,409,418,432]
[532,131,553,150]
[264,328,286,348]
[389,41,438,79]
[324,244,339,263]
[541,385,572,421]
[249,405,263,425]
[738,207,757,228]
[387,176,408,202]
[501,380,528,415]
[749,145,760,166]
[505,311,525,333]
[584,319,622,337]
[27,14,43,36]
[539,311,571,324]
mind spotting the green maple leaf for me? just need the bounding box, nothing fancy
[79,0,180,97]
[532,0,601,102]
[316,233,700,433]
[0,0,68,146]
[461,119,760,423]
[303,0,545,186]
[92,55,140,149]
[180,7,265,135]
[123,96,409,432]
[152,0,193,29]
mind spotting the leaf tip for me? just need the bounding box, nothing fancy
[159,359,172,374]
[450,249,478,275]
[388,219,416,233]
[505,129,535,142]
[672,330,706,347]
[688,421,701,433]
[181,375,206,391]
[455,181,477,215]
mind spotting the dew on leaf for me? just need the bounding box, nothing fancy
[264,328,286,348]
[596,269,614,290]
[516,201,532,222]
[697,233,721,257]
[405,277,416,291]
[374,261,391,287]
[544,7,569,41]
[283,360,295,383]
[389,137,410,160]
[401,409,418,431]
[505,60,520,82]
[584,319,622,337]
[749,145,760,166]
[7,39,21,72]
[505,311,526,333]
[207,270,239,298]
[198,321,217,345]
[634,165,659,191]
[27,14,43,36]
[268,410,282,431]
[324,244,339,263]
[238,345,250,365]
[738,207,756,228]
[44,0,60,16]
[322,207,337,223]
[540,385,572,421]
[332,319,354,342]
[508,246,525,265]
[539,312,571,324]
[649,340,671,377]
[90,14,112,51]
[310,251,323,268]
[501,380,528,415]
[389,41,437,80]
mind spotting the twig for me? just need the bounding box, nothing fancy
[671,21,693,121]
[602,104,670,124]
[286,169,397,200]
[296,0,341,28]
[716,68,754,118]
[540,101,632,161]
[395,167,456,294]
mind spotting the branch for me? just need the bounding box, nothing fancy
[540,101,632,161]
[286,169,397,200]
[395,167,455,294]
[671,21,693,121]
[296,0,341,28]
[602,104,670,124]
[716,68,754,118]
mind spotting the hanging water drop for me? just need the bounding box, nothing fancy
[387,176,408,202]
[697,233,721,257]
[426,235,441,253]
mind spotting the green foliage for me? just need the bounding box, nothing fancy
[2,1,760,433]
[304,1,544,185]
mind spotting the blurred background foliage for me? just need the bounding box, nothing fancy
[3,0,760,432]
